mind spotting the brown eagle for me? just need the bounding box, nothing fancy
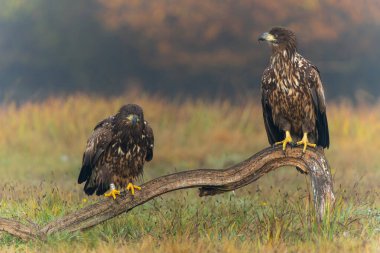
[78,104,154,199]
[258,27,329,161]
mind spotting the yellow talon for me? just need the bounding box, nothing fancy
[104,188,121,200]
[126,183,141,195]
[296,132,316,153]
[275,130,293,150]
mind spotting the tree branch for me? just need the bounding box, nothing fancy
[0,146,334,241]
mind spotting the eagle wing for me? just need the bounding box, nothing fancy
[261,67,284,145]
[77,116,113,185]
[308,65,330,148]
[144,120,154,161]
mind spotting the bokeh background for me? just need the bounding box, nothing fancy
[0,1,379,252]
[1,0,380,101]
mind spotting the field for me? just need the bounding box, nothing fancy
[0,92,379,252]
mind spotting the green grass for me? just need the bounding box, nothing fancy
[0,187,378,252]
[0,94,379,252]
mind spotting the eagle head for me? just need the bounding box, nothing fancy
[117,104,144,128]
[258,27,296,53]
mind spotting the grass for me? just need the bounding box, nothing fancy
[0,92,379,252]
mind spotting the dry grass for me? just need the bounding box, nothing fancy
[0,92,379,252]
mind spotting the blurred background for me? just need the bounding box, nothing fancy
[0,1,379,251]
[1,0,380,101]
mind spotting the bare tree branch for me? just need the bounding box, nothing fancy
[0,146,334,241]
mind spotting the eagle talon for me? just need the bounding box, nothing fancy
[104,189,121,200]
[296,133,316,153]
[126,183,141,195]
[274,130,293,151]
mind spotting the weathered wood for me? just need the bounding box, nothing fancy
[0,218,40,240]
[0,146,334,240]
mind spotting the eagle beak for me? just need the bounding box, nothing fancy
[258,32,276,42]
[127,114,139,125]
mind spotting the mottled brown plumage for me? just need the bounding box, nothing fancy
[78,104,154,196]
[258,27,329,158]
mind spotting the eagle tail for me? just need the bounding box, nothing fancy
[83,179,96,195]
[78,165,91,184]
[317,111,330,148]
[95,183,108,196]
[78,153,92,184]
[82,174,109,196]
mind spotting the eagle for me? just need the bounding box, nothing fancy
[78,104,154,199]
[258,27,329,163]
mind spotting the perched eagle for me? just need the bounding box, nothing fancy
[78,104,154,199]
[258,27,329,162]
